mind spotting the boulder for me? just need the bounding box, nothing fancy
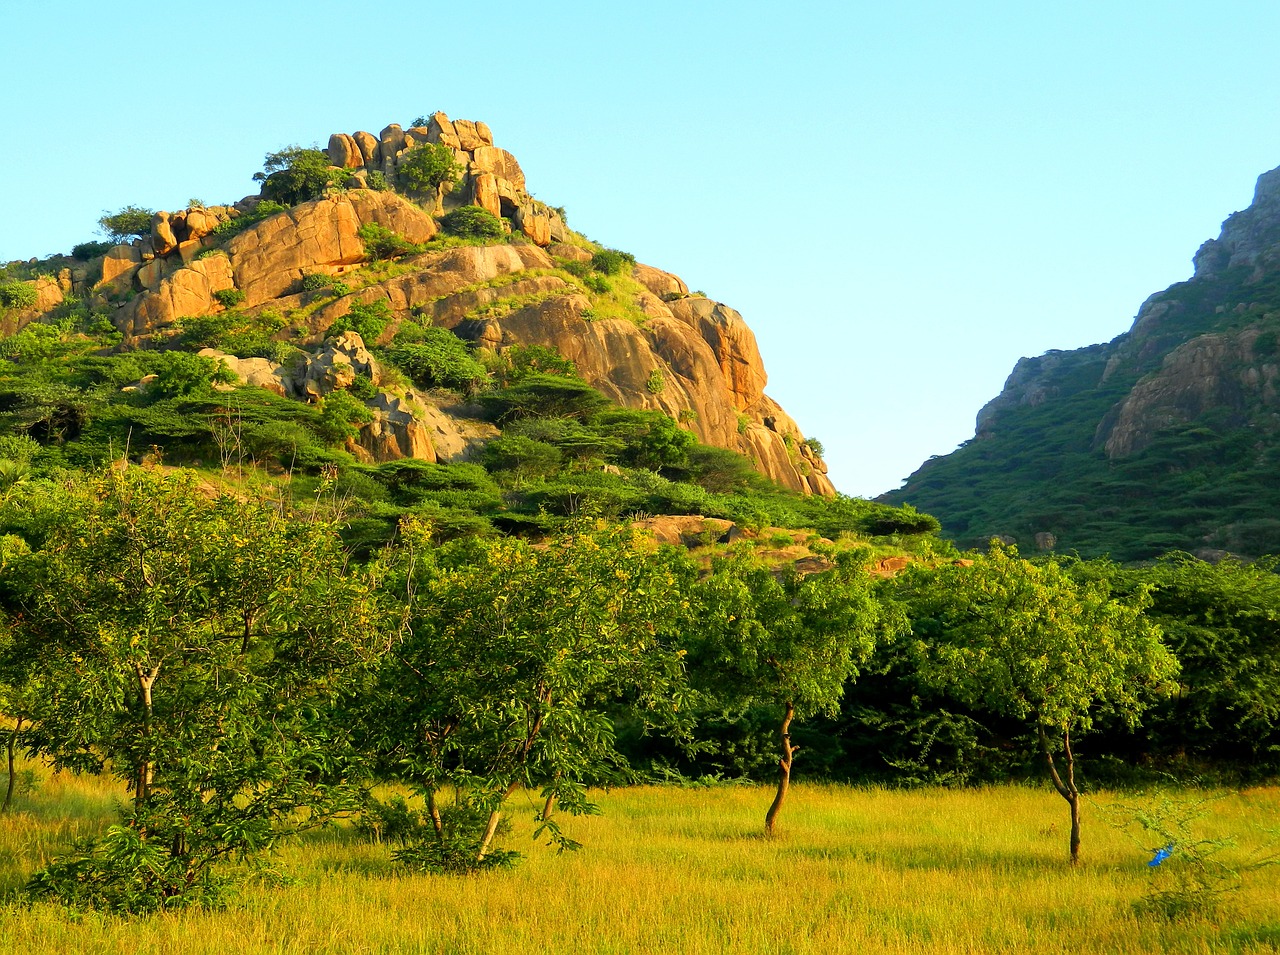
[328,132,363,169]
[668,297,767,411]
[122,254,236,339]
[633,263,689,300]
[471,146,526,192]
[514,206,552,246]
[426,111,461,150]
[379,124,406,159]
[632,515,737,548]
[226,191,437,306]
[472,172,502,218]
[198,348,292,397]
[453,119,486,151]
[293,331,380,401]
[151,212,179,256]
[475,121,494,146]
[548,243,591,263]
[98,244,142,288]
[353,131,381,165]
[354,392,436,461]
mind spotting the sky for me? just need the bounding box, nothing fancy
[4,1,1280,497]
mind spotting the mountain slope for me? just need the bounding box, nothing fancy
[884,166,1280,561]
[0,113,831,497]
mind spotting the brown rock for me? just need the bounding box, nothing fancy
[548,243,592,263]
[98,244,142,287]
[151,212,179,256]
[633,515,737,548]
[471,146,526,192]
[633,263,689,300]
[379,124,406,159]
[123,254,235,338]
[198,348,292,397]
[426,112,461,150]
[226,191,436,306]
[354,392,437,461]
[514,206,552,247]
[472,172,502,218]
[453,119,486,151]
[327,133,363,169]
[183,207,221,240]
[669,297,767,412]
[475,121,494,146]
[294,331,379,401]
[353,131,381,165]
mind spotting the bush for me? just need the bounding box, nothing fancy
[357,223,415,260]
[212,288,245,308]
[0,281,38,310]
[366,170,390,192]
[384,329,488,392]
[326,300,393,344]
[441,205,505,240]
[397,142,463,195]
[590,249,636,275]
[257,147,339,205]
[71,240,113,261]
[209,201,289,241]
[98,205,155,242]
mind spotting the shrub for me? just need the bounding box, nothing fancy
[302,273,351,295]
[326,300,393,344]
[384,328,488,392]
[357,223,415,260]
[209,201,289,241]
[441,205,505,240]
[98,205,155,242]
[646,369,666,395]
[803,437,825,458]
[257,147,339,205]
[317,389,373,444]
[0,281,38,310]
[397,142,463,195]
[71,240,113,261]
[212,288,245,308]
[583,274,611,294]
[590,249,636,275]
[366,170,390,192]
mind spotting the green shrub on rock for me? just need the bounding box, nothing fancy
[440,206,505,240]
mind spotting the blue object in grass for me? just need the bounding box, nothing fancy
[1148,843,1174,867]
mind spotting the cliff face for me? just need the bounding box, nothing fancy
[9,113,832,496]
[886,164,1280,560]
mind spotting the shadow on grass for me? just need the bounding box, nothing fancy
[781,841,1074,874]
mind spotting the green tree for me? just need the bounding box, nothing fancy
[367,521,696,866]
[0,469,383,910]
[98,205,155,243]
[441,205,505,240]
[897,542,1177,863]
[397,142,463,212]
[0,281,38,310]
[257,147,340,206]
[692,549,893,834]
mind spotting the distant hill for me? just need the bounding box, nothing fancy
[884,166,1280,561]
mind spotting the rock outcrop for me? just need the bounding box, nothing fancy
[46,112,832,492]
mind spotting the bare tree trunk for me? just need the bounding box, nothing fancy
[477,781,521,861]
[541,791,557,823]
[1038,722,1081,865]
[3,717,22,813]
[765,701,798,836]
[135,663,160,810]
[426,788,444,842]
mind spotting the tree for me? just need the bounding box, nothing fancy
[0,469,383,910]
[397,142,463,212]
[98,205,155,243]
[691,549,893,834]
[897,542,1177,863]
[366,520,696,867]
[441,205,505,239]
[257,147,340,206]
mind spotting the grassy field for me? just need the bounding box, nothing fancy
[2,754,1278,954]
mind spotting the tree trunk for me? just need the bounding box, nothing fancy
[3,717,21,813]
[135,663,160,809]
[541,791,557,823]
[476,780,521,861]
[426,788,444,843]
[765,701,798,836]
[1038,722,1081,865]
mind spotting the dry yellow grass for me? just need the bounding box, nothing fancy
[2,755,1278,954]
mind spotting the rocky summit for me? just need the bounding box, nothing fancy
[4,113,831,496]
[885,164,1280,560]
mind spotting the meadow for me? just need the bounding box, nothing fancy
[1,754,1278,955]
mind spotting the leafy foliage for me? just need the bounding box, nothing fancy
[441,205,505,240]
[257,148,339,206]
[0,281,37,310]
[396,142,463,195]
[98,206,155,242]
[383,328,487,392]
[590,249,636,275]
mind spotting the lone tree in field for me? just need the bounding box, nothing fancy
[897,542,1177,864]
[693,549,894,835]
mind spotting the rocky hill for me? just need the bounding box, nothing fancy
[884,165,1280,561]
[0,112,831,497]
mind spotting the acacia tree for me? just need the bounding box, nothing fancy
[397,142,463,213]
[0,469,384,910]
[897,543,1178,864]
[692,549,895,835]
[367,519,697,867]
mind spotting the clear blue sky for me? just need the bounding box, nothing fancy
[5,1,1280,497]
